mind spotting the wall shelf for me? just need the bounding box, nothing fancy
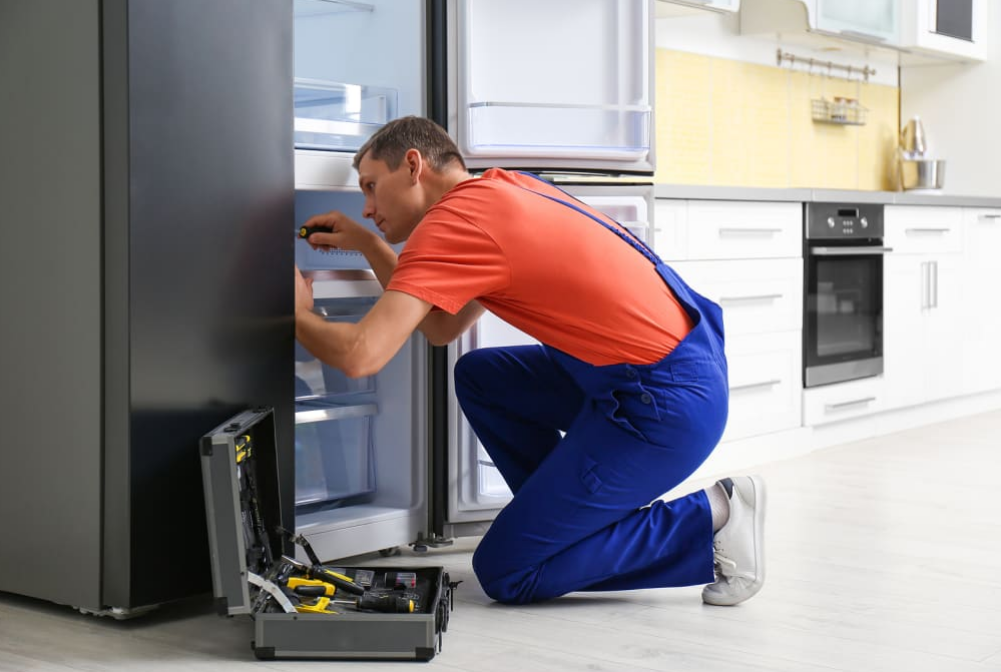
[812,98,868,126]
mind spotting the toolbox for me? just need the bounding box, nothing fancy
[200,408,455,661]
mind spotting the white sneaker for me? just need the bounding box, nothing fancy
[702,475,766,606]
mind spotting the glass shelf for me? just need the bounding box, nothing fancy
[294,0,373,18]
[294,78,397,152]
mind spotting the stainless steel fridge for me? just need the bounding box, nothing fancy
[0,0,654,615]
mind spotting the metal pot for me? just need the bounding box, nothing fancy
[899,158,946,190]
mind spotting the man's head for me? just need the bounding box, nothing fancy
[353,117,469,244]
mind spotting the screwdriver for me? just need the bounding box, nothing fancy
[298,225,330,239]
[281,556,366,596]
[333,592,415,614]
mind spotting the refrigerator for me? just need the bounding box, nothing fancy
[0,0,654,615]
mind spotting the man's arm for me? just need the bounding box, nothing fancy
[418,300,486,346]
[297,289,433,378]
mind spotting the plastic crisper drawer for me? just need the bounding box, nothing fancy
[295,297,376,400]
[293,78,397,152]
[295,402,378,508]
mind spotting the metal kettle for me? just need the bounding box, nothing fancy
[900,116,927,156]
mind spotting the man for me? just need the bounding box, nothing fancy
[295,116,766,606]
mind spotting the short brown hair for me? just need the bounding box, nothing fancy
[353,116,466,172]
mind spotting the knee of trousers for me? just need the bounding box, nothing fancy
[453,349,492,404]
[471,542,539,605]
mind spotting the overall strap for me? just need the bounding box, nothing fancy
[513,171,662,269]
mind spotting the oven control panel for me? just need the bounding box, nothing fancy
[805,203,884,240]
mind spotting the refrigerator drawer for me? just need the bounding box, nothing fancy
[295,403,377,507]
[295,297,376,400]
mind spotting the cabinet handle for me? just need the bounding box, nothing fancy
[931,260,939,309]
[730,379,781,392]
[825,396,876,411]
[718,227,783,236]
[905,227,951,234]
[719,293,783,304]
[921,261,929,310]
[981,214,1001,220]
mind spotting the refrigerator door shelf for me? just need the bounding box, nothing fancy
[294,0,375,18]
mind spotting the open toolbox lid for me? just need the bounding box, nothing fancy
[200,407,287,616]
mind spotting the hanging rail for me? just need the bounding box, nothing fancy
[776,49,875,83]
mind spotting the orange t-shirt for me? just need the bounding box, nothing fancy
[386,169,694,366]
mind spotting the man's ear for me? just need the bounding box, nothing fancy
[405,148,423,184]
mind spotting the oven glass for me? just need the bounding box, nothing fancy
[805,253,882,368]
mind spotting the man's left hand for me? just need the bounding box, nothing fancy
[294,265,314,317]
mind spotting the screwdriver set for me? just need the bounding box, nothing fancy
[200,408,455,661]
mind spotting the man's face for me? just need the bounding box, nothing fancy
[357,152,424,245]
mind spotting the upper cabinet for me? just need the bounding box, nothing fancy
[900,0,988,62]
[655,0,739,16]
[740,0,900,48]
[812,0,899,46]
[740,0,989,62]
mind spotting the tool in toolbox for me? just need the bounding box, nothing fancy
[200,408,458,661]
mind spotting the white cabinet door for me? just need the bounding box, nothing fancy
[685,201,802,261]
[722,331,802,442]
[452,0,654,173]
[813,0,900,45]
[883,252,965,410]
[961,208,1001,394]
[900,0,988,62]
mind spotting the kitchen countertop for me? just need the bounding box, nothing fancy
[654,184,1001,208]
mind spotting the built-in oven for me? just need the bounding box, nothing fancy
[803,203,891,388]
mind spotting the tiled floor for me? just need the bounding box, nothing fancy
[2,409,1000,671]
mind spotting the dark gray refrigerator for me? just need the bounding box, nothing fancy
[0,0,294,614]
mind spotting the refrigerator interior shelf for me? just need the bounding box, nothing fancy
[303,269,382,299]
[294,78,398,152]
[294,0,373,17]
[468,101,652,112]
[295,402,377,425]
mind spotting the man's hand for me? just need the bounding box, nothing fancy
[302,211,378,253]
[294,264,314,317]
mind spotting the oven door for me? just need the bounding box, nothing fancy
[804,243,889,387]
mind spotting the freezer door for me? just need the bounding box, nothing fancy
[448,0,655,173]
[444,183,654,530]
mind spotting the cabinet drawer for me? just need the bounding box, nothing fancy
[802,376,885,426]
[669,258,802,336]
[885,205,962,255]
[686,201,801,260]
[721,330,802,443]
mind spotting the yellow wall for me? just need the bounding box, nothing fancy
[655,49,899,191]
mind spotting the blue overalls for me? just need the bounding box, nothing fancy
[454,175,729,604]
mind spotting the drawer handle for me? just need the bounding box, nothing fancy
[905,227,951,234]
[295,403,378,425]
[718,227,784,236]
[824,396,876,411]
[730,379,781,392]
[719,293,783,304]
[981,214,1001,220]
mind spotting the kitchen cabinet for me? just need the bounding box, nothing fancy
[900,0,988,62]
[960,208,1001,394]
[882,206,965,410]
[740,0,901,50]
[802,375,885,426]
[655,0,738,16]
[656,200,802,442]
[812,0,900,46]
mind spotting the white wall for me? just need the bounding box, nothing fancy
[900,2,1001,196]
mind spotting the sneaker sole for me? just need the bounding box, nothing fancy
[702,475,767,606]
